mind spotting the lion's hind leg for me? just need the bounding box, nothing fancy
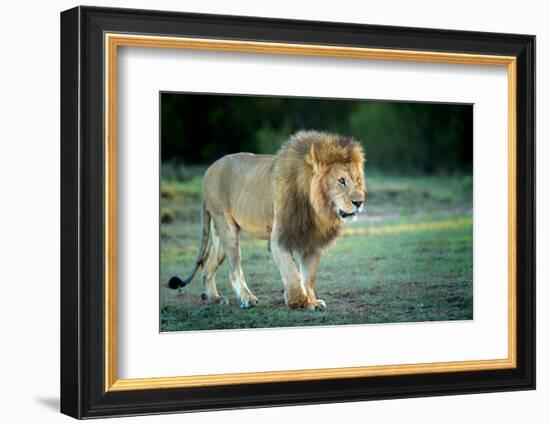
[200,220,228,305]
[212,215,258,309]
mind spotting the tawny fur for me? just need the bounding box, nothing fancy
[169,130,366,310]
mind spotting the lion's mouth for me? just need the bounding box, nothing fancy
[338,209,356,220]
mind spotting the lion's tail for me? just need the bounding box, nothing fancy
[167,200,211,290]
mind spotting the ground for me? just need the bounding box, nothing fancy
[160,166,473,332]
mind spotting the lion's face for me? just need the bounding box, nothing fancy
[311,161,366,224]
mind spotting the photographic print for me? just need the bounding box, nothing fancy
[160,93,474,332]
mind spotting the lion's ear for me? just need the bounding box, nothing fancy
[305,144,320,173]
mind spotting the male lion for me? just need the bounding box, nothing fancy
[168,130,366,310]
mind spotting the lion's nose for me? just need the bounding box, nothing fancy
[352,200,363,208]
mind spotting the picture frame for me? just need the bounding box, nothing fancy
[60,5,535,419]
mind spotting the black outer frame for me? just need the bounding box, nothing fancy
[60,5,535,419]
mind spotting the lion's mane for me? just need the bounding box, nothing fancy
[273,130,365,256]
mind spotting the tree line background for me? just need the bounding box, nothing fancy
[161,92,473,174]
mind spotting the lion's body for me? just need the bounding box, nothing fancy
[203,153,275,240]
[168,131,366,310]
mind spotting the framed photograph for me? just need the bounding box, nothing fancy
[60,6,535,419]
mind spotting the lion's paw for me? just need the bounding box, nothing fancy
[201,294,229,305]
[284,287,307,310]
[305,298,326,311]
[213,295,229,305]
[239,292,258,309]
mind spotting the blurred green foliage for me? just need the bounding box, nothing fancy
[161,93,472,174]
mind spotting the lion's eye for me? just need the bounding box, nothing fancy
[338,178,346,187]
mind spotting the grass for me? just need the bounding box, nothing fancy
[160,169,473,332]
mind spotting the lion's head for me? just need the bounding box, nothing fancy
[273,131,366,255]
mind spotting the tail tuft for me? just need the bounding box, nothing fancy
[168,276,185,290]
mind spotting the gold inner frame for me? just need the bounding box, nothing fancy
[104,33,517,392]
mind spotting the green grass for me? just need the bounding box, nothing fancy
[160,171,473,332]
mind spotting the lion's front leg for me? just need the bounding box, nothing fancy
[270,230,306,309]
[300,252,326,311]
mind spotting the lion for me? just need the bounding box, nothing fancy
[168,130,366,310]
